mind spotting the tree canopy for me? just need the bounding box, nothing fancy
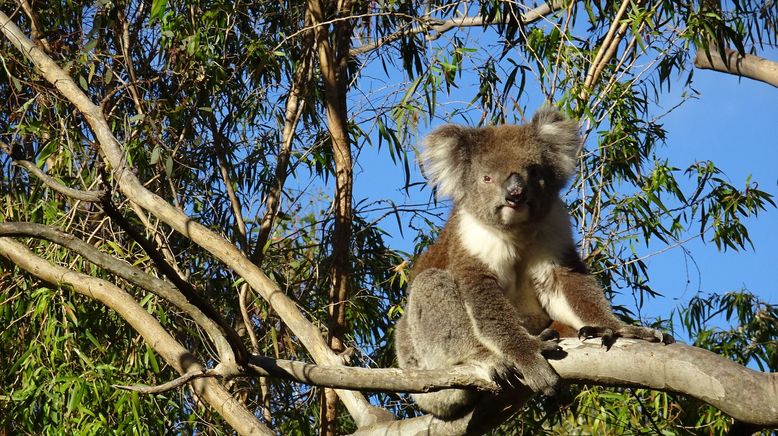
[0,0,776,434]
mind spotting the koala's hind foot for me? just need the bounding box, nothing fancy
[578,325,675,349]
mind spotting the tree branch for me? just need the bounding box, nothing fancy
[114,369,215,394]
[0,237,273,436]
[252,21,314,265]
[307,0,386,431]
[90,337,778,432]
[100,199,249,366]
[694,47,778,88]
[0,10,380,428]
[349,0,565,57]
[352,339,778,435]
[0,221,240,367]
[246,356,500,393]
[1,141,106,202]
[117,339,778,432]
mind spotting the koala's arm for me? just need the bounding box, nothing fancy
[456,267,561,395]
[534,257,621,330]
[534,250,673,344]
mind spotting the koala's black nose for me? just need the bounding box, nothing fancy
[503,173,527,205]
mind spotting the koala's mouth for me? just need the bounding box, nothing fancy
[503,193,528,210]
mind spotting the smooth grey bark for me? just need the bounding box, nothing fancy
[695,47,778,88]
[353,338,778,435]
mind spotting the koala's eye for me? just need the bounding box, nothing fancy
[482,175,493,183]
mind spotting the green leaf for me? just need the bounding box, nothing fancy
[146,346,160,373]
[150,0,167,21]
[36,140,59,167]
[150,146,161,165]
[164,155,173,178]
[83,39,98,52]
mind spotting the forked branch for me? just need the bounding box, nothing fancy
[0,237,272,435]
[350,0,565,57]
[0,10,380,427]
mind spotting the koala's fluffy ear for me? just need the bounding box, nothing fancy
[421,125,477,200]
[531,107,581,179]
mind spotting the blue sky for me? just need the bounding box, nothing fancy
[634,65,778,317]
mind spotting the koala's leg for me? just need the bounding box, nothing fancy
[396,268,488,418]
[401,268,485,368]
[394,315,419,368]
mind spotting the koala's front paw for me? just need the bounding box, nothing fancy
[578,325,675,349]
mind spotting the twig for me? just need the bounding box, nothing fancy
[0,221,238,365]
[101,198,249,366]
[1,141,106,202]
[114,369,216,394]
[350,0,565,57]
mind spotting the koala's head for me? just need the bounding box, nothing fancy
[422,107,580,229]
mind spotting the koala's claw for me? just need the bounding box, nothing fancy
[488,360,514,383]
[578,325,614,346]
[536,328,563,356]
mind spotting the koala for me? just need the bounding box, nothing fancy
[394,107,673,419]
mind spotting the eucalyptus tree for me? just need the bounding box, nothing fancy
[0,0,776,434]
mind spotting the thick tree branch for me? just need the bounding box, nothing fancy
[97,338,777,432]
[353,339,778,435]
[0,10,380,428]
[119,339,778,432]
[246,356,500,393]
[307,0,382,432]
[694,47,778,88]
[0,237,273,436]
[350,0,565,57]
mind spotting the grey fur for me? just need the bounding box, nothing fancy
[396,107,672,419]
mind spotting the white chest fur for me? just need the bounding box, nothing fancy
[457,210,519,286]
[457,210,551,332]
